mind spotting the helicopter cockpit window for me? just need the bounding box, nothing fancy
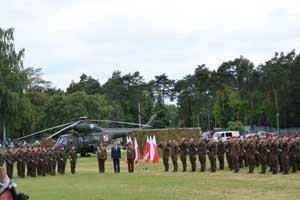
[79,137,84,143]
[56,137,68,146]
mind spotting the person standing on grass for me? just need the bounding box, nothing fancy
[69,144,77,174]
[4,147,15,179]
[111,141,121,173]
[207,136,217,173]
[158,140,170,172]
[58,145,67,175]
[197,136,207,172]
[217,136,225,170]
[179,137,188,172]
[97,142,107,173]
[188,137,197,172]
[126,141,135,173]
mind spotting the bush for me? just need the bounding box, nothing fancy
[227,121,244,132]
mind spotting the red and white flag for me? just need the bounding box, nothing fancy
[134,138,140,164]
[150,136,155,161]
[152,135,159,163]
[143,136,150,162]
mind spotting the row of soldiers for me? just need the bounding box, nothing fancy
[0,144,77,179]
[158,134,300,175]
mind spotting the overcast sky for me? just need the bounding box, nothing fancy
[1,0,300,90]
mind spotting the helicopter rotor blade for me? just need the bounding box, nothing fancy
[91,120,151,128]
[14,121,76,141]
[45,121,81,140]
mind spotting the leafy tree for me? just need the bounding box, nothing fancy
[227,121,244,132]
[0,28,31,141]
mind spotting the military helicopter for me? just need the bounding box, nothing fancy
[14,116,155,156]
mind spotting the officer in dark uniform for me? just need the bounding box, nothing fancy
[47,147,56,176]
[24,146,30,177]
[230,137,240,173]
[38,147,47,176]
[208,136,217,172]
[16,146,25,178]
[126,141,135,173]
[188,137,197,172]
[258,138,269,174]
[158,140,170,172]
[225,137,233,170]
[29,147,37,177]
[270,136,279,174]
[4,147,15,179]
[170,139,179,172]
[197,136,207,172]
[247,137,258,173]
[57,145,66,175]
[289,137,298,173]
[69,144,77,174]
[239,137,246,168]
[217,136,225,170]
[281,136,290,175]
[97,143,107,173]
[179,137,188,172]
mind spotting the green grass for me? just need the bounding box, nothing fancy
[11,155,300,200]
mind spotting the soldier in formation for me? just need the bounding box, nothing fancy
[158,140,170,172]
[0,144,77,179]
[69,144,77,174]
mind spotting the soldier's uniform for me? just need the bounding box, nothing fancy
[179,139,188,172]
[97,144,107,173]
[24,147,30,177]
[69,147,77,174]
[230,138,240,173]
[29,147,37,177]
[188,139,197,172]
[270,139,279,174]
[208,140,217,172]
[4,148,15,179]
[38,148,47,176]
[289,140,298,173]
[281,139,290,175]
[126,143,135,173]
[247,140,257,173]
[278,139,283,172]
[239,140,246,168]
[57,147,66,175]
[197,140,207,172]
[258,140,269,174]
[15,147,25,178]
[170,141,179,172]
[158,142,170,172]
[225,141,232,170]
[36,148,42,176]
[47,149,56,176]
[217,140,225,170]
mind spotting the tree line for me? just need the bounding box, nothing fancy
[1,27,300,140]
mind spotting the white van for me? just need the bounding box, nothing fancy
[213,131,240,142]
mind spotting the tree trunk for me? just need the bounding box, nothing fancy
[3,122,6,147]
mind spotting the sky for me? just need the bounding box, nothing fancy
[1,0,300,90]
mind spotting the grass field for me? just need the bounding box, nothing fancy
[11,154,300,200]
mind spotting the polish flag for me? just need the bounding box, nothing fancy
[150,136,155,161]
[144,136,150,162]
[134,138,140,164]
[152,135,159,163]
